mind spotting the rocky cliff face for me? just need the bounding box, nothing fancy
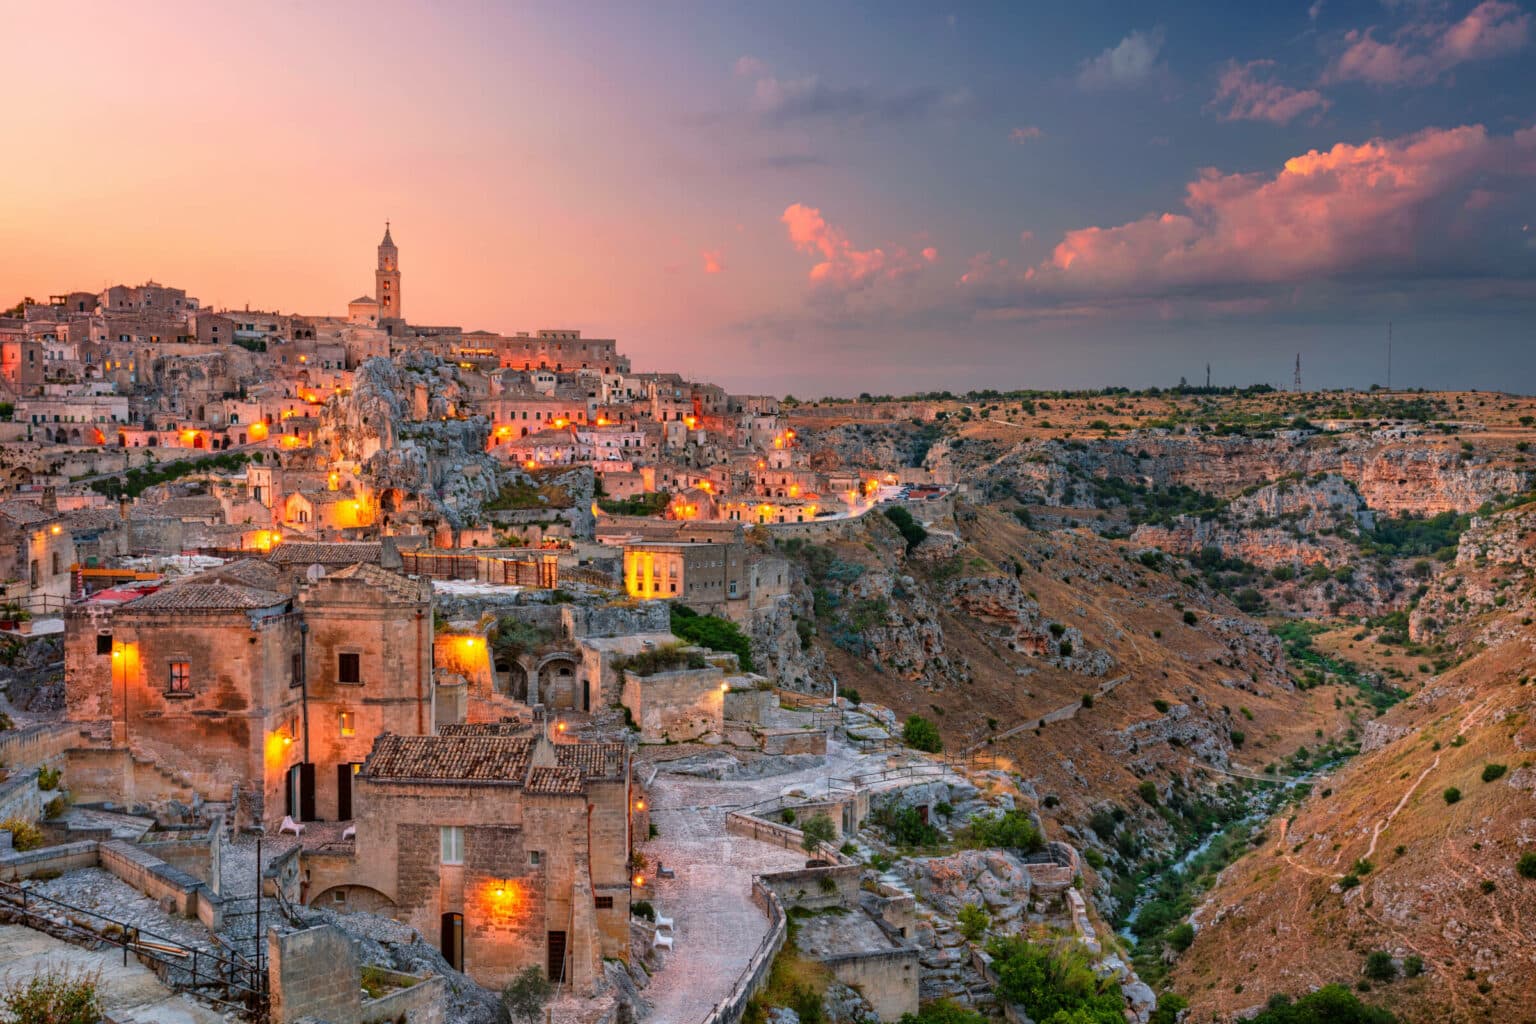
[321,355,513,529]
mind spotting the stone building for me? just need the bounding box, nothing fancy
[62,558,432,828]
[302,727,633,994]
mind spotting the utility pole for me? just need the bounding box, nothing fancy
[1294,353,1302,393]
[1205,363,1211,390]
[1387,322,1393,393]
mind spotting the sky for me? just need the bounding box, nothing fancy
[2,0,1534,397]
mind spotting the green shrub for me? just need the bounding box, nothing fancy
[897,1000,986,1024]
[500,964,553,1024]
[961,810,1044,854]
[670,605,754,672]
[1138,781,1159,806]
[0,817,43,852]
[985,936,1124,1024]
[1481,763,1507,783]
[0,966,103,1024]
[1363,950,1397,982]
[1403,955,1424,978]
[1518,852,1536,879]
[903,715,943,753]
[630,900,655,921]
[1443,787,1462,805]
[1166,923,1195,952]
[36,766,60,792]
[1249,984,1398,1023]
[957,903,990,941]
[1183,610,1198,626]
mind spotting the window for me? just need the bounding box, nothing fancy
[96,633,112,656]
[594,896,614,910]
[530,850,541,866]
[168,661,191,693]
[290,652,301,688]
[338,652,361,684]
[339,712,355,737]
[332,889,347,904]
[440,826,464,865]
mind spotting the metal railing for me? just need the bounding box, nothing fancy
[0,878,267,1018]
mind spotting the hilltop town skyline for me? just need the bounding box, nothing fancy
[4,1,1534,395]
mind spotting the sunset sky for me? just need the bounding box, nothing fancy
[3,0,1534,395]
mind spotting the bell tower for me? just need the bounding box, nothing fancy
[376,222,401,321]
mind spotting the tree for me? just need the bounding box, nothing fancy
[1519,852,1536,879]
[498,966,553,1024]
[800,813,836,855]
[883,506,928,552]
[903,714,943,753]
[1443,787,1462,805]
[670,605,753,671]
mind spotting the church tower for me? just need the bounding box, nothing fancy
[375,223,401,321]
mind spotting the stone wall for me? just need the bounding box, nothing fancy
[701,880,786,1024]
[99,839,225,931]
[621,665,725,743]
[758,863,862,912]
[269,924,363,1024]
[823,946,920,1022]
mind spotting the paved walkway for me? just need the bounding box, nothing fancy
[638,740,887,1022]
[0,924,227,1023]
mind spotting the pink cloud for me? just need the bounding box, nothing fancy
[780,203,933,292]
[1326,0,1530,85]
[702,249,725,274]
[1010,126,1044,143]
[1002,124,1536,296]
[1019,230,1035,243]
[1210,61,1330,124]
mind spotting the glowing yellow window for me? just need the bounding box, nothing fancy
[339,712,355,737]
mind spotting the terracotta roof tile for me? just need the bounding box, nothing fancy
[555,742,626,780]
[322,562,427,602]
[525,765,586,796]
[268,542,382,566]
[126,583,287,612]
[0,501,55,527]
[439,722,530,737]
[364,735,534,783]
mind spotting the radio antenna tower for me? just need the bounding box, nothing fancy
[1386,322,1392,393]
[1205,363,1211,390]
[1294,353,1302,393]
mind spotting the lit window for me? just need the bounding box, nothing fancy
[441,826,465,865]
[168,661,191,693]
[339,712,355,737]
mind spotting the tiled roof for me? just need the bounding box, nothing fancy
[268,542,382,566]
[125,583,287,612]
[323,562,427,602]
[525,766,585,796]
[0,501,56,527]
[362,733,623,788]
[198,559,284,590]
[364,734,534,783]
[149,496,225,519]
[65,507,125,531]
[556,741,626,780]
[439,722,530,737]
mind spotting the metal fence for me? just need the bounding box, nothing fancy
[0,878,267,1018]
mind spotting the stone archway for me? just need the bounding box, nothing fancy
[537,653,581,710]
[308,884,396,915]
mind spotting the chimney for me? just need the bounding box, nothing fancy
[40,486,57,514]
[119,496,131,521]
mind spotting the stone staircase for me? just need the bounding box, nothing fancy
[127,745,200,806]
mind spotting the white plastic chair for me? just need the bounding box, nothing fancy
[654,914,675,932]
[652,931,673,951]
[341,824,356,841]
[279,815,304,837]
